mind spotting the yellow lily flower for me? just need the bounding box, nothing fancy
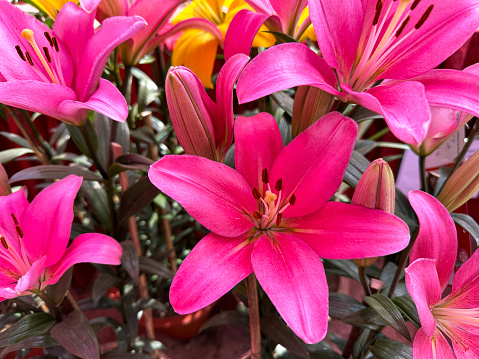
[172,0,275,88]
[30,0,79,19]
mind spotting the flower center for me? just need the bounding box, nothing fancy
[250,168,296,231]
[15,28,66,86]
[349,0,434,90]
[0,213,31,277]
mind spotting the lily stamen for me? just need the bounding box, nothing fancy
[21,29,59,84]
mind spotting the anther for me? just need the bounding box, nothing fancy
[25,51,34,66]
[276,213,282,227]
[410,0,421,10]
[262,168,269,184]
[52,37,59,52]
[373,0,383,25]
[15,45,26,61]
[0,237,7,250]
[43,47,51,63]
[415,4,433,29]
[275,179,283,192]
[395,16,410,37]
[44,31,53,47]
[252,187,261,200]
[253,210,263,220]
[11,213,19,226]
[289,194,296,205]
[11,213,24,238]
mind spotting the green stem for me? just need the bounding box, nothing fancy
[335,101,348,114]
[20,110,54,160]
[368,127,390,141]
[35,290,62,321]
[79,124,108,179]
[245,274,262,359]
[121,65,133,99]
[419,155,429,194]
[358,267,372,297]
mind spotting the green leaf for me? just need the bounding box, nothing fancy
[343,150,370,188]
[8,165,103,183]
[1,335,57,358]
[118,177,160,223]
[363,294,411,341]
[451,213,479,246]
[46,267,73,306]
[92,273,119,307]
[261,315,310,358]
[392,296,420,328]
[139,256,174,279]
[0,148,34,163]
[0,312,55,347]
[369,339,412,359]
[342,307,386,330]
[51,310,100,359]
[264,31,298,44]
[329,293,365,320]
[200,311,249,332]
[323,259,360,282]
[0,132,32,149]
[121,241,139,283]
[271,91,293,117]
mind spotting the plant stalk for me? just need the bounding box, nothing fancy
[358,267,372,297]
[245,273,261,359]
[419,155,429,194]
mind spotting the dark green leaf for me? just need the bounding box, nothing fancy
[264,31,298,44]
[363,294,411,341]
[46,267,73,306]
[200,311,249,332]
[344,151,370,188]
[136,298,166,312]
[121,241,139,283]
[452,213,479,246]
[271,91,293,117]
[395,189,418,232]
[51,310,99,359]
[92,273,119,307]
[0,132,32,149]
[0,148,35,163]
[392,296,420,328]
[66,124,91,157]
[8,165,103,183]
[369,339,412,359]
[0,312,55,347]
[1,334,57,358]
[113,122,130,154]
[122,284,139,340]
[118,177,160,223]
[93,114,111,171]
[139,257,174,280]
[323,259,360,282]
[354,140,378,156]
[342,307,386,330]
[261,315,309,358]
[329,293,365,320]
[80,181,111,231]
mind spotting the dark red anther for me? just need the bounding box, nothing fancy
[43,47,51,63]
[410,0,421,10]
[262,168,269,184]
[252,187,261,199]
[289,194,296,206]
[253,210,263,220]
[11,213,19,226]
[44,31,54,47]
[15,45,26,61]
[395,16,410,37]
[415,4,433,29]
[0,237,7,249]
[11,213,23,238]
[276,213,282,227]
[275,179,283,192]
[52,37,59,52]
[25,52,34,66]
[373,0,383,25]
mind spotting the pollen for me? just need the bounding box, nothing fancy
[0,237,8,250]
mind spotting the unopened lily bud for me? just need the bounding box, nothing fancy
[352,159,395,267]
[292,86,335,138]
[437,149,479,212]
[166,66,218,161]
[0,163,11,196]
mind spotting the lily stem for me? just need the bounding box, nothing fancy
[245,274,262,359]
[35,290,62,321]
[419,155,429,194]
[358,266,372,297]
[66,290,80,311]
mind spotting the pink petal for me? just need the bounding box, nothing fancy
[96,0,129,20]
[413,328,456,359]
[45,233,122,285]
[236,43,340,104]
[224,10,270,60]
[58,78,128,123]
[22,175,82,267]
[309,0,364,76]
[269,0,307,33]
[215,54,250,151]
[252,233,328,344]
[271,112,357,217]
[148,156,257,237]
[75,14,146,100]
[244,0,274,15]
[452,335,479,358]
[0,190,29,249]
[79,0,101,12]
[15,256,47,294]
[235,113,283,190]
[405,259,441,337]
[448,249,479,308]
[170,232,253,314]
[343,81,431,145]
[286,202,409,258]
[409,191,457,291]
[0,286,21,300]
[0,81,78,124]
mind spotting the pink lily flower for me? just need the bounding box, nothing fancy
[236,0,479,146]
[0,175,122,300]
[149,112,410,343]
[165,54,249,162]
[405,190,479,358]
[0,1,146,125]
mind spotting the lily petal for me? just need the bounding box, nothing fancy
[409,191,457,291]
[0,190,29,245]
[58,78,128,123]
[405,259,441,337]
[448,248,479,308]
[343,81,430,145]
[235,113,283,191]
[271,112,357,217]
[252,233,328,344]
[15,256,47,294]
[237,43,340,104]
[45,233,122,285]
[170,232,254,314]
[148,156,257,237]
[287,202,409,258]
[413,328,456,359]
[79,0,101,13]
[22,175,82,267]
